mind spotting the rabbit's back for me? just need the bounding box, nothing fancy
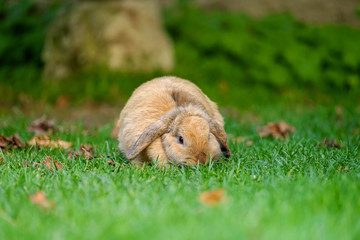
[117,76,223,155]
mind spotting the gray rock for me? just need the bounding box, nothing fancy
[43,0,174,79]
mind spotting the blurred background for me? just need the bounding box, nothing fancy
[0,0,359,124]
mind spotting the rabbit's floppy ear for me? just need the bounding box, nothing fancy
[127,109,179,160]
[209,120,231,158]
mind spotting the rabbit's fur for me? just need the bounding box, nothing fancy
[117,76,231,166]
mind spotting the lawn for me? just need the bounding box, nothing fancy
[0,94,359,240]
[1,3,360,239]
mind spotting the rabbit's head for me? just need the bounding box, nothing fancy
[127,105,231,165]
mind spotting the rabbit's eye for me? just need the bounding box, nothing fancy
[178,136,184,144]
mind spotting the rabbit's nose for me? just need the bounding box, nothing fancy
[222,147,231,158]
[197,152,208,164]
[185,158,197,165]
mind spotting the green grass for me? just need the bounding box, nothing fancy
[1,3,360,239]
[0,103,359,240]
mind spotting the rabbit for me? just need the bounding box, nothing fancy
[116,76,231,166]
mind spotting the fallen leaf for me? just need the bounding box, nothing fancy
[68,144,96,160]
[107,160,116,167]
[81,144,94,153]
[232,136,253,146]
[29,191,55,210]
[12,134,27,148]
[336,167,349,172]
[0,137,6,148]
[83,151,94,159]
[318,138,341,149]
[67,150,81,160]
[28,136,72,149]
[42,155,63,171]
[198,189,227,207]
[232,136,247,143]
[257,121,296,139]
[0,134,26,150]
[27,116,56,136]
[55,95,70,108]
[0,157,3,164]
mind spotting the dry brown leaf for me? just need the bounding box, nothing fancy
[29,191,55,210]
[198,189,227,207]
[67,150,81,160]
[28,136,72,149]
[83,151,94,159]
[42,155,63,171]
[81,144,94,153]
[27,116,56,136]
[336,167,349,172]
[232,136,253,146]
[319,138,341,149]
[107,160,116,167]
[0,134,26,150]
[12,134,26,148]
[56,139,72,149]
[0,137,6,149]
[232,136,247,143]
[257,121,296,139]
[55,95,70,108]
[68,144,96,160]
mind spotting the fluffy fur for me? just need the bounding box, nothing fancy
[117,76,231,166]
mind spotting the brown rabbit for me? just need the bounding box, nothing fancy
[116,76,231,166]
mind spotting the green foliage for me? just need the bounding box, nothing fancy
[165,7,360,90]
[0,0,60,67]
[1,3,360,108]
